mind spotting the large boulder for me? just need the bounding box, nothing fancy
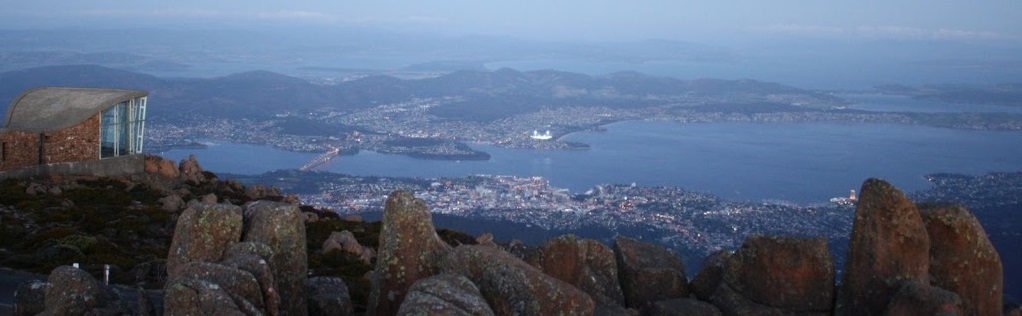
[721,235,834,313]
[397,273,495,316]
[443,245,594,316]
[307,277,354,316]
[648,298,722,316]
[322,230,375,265]
[881,280,962,316]
[612,236,687,310]
[242,201,308,316]
[166,203,243,276]
[164,279,248,316]
[145,154,179,178]
[918,203,1003,316]
[43,265,128,315]
[836,178,930,316]
[179,154,207,184]
[367,191,453,315]
[221,242,279,315]
[527,234,624,307]
[709,282,786,316]
[689,250,730,301]
[168,261,266,311]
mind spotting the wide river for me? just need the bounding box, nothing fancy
[161,121,1022,204]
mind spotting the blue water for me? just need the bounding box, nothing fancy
[160,122,1022,204]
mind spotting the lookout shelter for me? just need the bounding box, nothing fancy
[0,87,148,178]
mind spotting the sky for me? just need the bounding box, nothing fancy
[1,0,1020,43]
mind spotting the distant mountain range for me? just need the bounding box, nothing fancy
[0,65,841,123]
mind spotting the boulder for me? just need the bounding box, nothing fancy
[710,282,786,316]
[307,277,354,316]
[159,194,185,212]
[648,298,722,316]
[367,191,453,315]
[145,154,179,178]
[179,154,207,184]
[836,178,930,316]
[242,201,308,316]
[722,235,834,313]
[43,265,128,315]
[527,234,624,307]
[882,280,962,316]
[164,279,247,316]
[442,245,594,316]
[245,184,282,201]
[322,230,375,265]
[222,242,279,315]
[166,203,243,276]
[13,280,48,316]
[918,203,1003,316]
[200,193,218,204]
[613,236,687,310]
[397,273,495,316]
[689,250,730,301]
[168,261,266,312]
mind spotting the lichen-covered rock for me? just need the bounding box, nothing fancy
[368,190,453,315]
[613,236,687,310]
[689,250,730,301]
[242,201,308,316]
[722,235,834,313]
[527,234,624,307]
[648,298,722,316]
[307,277,354,316]
[164,279,247,316]
[918,203,1003,316]
[397,273,494,316]
[881,280,962,316]
[168,261,266,312]
[836,178,930,316]
[43,265,129,315]
[221,243,279,315]
[166,203,243,276]
[322,230,375,265]
[14,280,48,316]
[442,245,594,316]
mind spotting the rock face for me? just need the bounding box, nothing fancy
[719,235,834,313]
[443,245,594,316]
[918,203,1003,316]
[881,280,962,316]
[169,261,266,311]
[836,178,931,316]
[397,273,495,316]
[613,236,687,310]
[166,203,243,276]
[527,234,625,307]
[43,265,128,315]
[689,250,730,301]
[367,190,453,316]
[242,201,308,316]
[307,277,354,316]
[164,279,247,315]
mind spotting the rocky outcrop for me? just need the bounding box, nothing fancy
[717,235,834,314]
[527,234,624,307]
[918,203,1003,316]
[168,261,266,311]
[443,245,594,316]
[836,178,931,316]
[648,298,722,316]
[881,280,962,316]
[241,201,308,316]
[164,279,248,315]
[144,154,180,178]
[166,203,243,276]
[322,230,375,265]
[245,184,282,201]
[613,236,687,310]
[42,265,129,315]
[689,250,730,301]
[307,277,354,316]
[367,190,453,315]
[179,154,208,184]
[397,273,495,316]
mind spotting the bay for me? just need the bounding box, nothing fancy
[159,121,1022,204]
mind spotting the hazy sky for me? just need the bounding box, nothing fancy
[1,0,1019,42]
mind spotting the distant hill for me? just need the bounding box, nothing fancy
[0,65,840,123]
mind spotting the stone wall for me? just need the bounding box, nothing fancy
[0,151,144,179]
[0,113,102,173]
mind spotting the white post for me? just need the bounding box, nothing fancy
[104,264,110,285]
[72,263,79,269]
